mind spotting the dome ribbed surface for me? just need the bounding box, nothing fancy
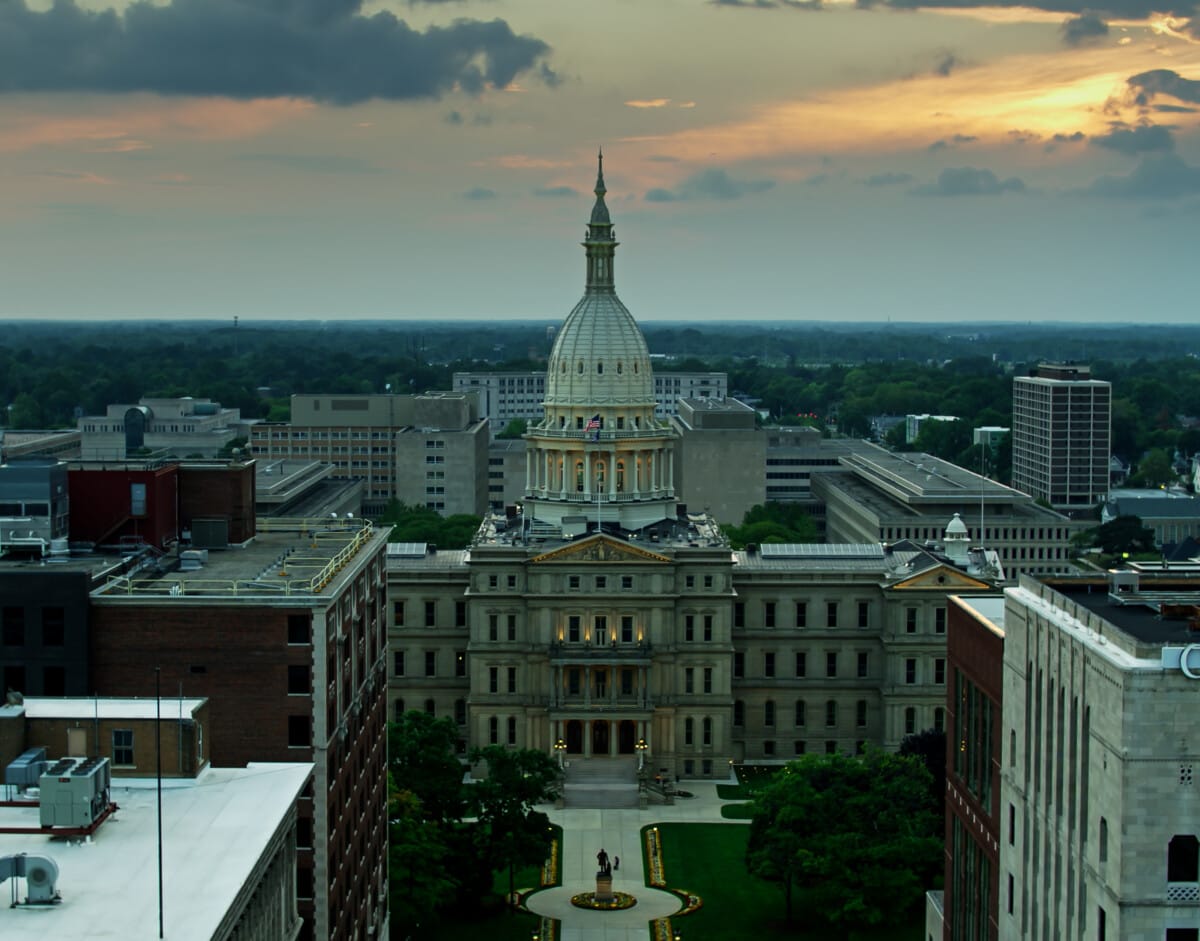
[545,292,654,407]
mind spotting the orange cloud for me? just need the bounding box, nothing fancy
[625,98,672,108]
[626,38,1200,164]
[0,96,313,154]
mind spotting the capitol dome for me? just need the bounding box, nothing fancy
[543,152,655,414]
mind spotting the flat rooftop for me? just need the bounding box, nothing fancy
[20,697,207,721]
[841,445,1025,506]
[1043,574,1200,646]
[0,762,311,941]
[91,518,386,600]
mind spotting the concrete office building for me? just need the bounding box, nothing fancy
[387,158,1004,793]
[453,369,728,428]
[1012,364,1111,511]
[250,392,488,515]
[78,397,250,461]
[998,569,1200,941]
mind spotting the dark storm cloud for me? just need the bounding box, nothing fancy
[1062,12,1109,44]
[533,185,578,197]
[881,0,1196,16]
[934,53,958,77]
[1081,153,1200,198]
[463,186,497,200]
[927,134,977,152]
[1128,70,1200,107]
[0,0,556,104]
[1091,123,1174,154]
[911,166,1026,196]
[645,168,775,202]
[863,171,914,186]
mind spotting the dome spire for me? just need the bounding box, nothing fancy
[584,148,616,289]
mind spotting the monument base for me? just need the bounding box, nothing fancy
[595,872,613,901]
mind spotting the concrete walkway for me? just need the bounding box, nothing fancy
[526,781,748,941]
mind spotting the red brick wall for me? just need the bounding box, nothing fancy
[178,462,256,544]
[89,603,313,769]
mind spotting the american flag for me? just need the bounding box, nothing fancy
[585,415,601,432]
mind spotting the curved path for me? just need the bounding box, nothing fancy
[526,781,749,941]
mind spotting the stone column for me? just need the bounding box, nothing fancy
[584,666,591,705]
[584,721,592,757]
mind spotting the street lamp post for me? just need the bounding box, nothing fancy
[636,737,648,772]
[554,738,566,769]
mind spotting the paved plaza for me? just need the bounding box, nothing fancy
[527,781,747,941]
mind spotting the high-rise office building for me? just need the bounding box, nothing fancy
[1012,365,1111,511]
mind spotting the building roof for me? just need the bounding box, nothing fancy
[0,762,311,941]
[20,697,207,720]
[89,518,387,601]
[1034,573,1200,648]
[841,444,1024,507]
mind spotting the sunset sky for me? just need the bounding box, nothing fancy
[1,0,1198,323]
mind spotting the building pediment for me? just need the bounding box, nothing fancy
[530,533,671,564]
[889,563,993,592]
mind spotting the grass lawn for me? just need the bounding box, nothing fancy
[715,763,781,800]
[719,802,755,820]
[648,822,924,941]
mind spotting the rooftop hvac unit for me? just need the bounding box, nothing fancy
[191,518,229,549]
[39,756,111,828]
[0,853,61,904]
[5,747,48,788]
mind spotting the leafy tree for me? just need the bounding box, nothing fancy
[377,501,481,549]
[1096,515,1157,555]
[468,745,563,907]
[389,777,457,935]
[388,712,467,825]
[746,750,940,933]
[723,502,818,549]
[1132,448,1176,488]
[899,728,947,821]
[496,418,527,439]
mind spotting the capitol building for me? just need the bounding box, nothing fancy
[386,156,1003,788]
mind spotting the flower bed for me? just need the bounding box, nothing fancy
[645,826,666,887]
[569,890,638,911]
[541,835,560,887]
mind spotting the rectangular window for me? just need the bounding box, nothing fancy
[684,614,695,642]
[489,667,499,693]
[621,616,634,643]
[703,667,713,694]
[41,607,65,646]
[734,602,745,628]
[2,607,25,647]
[905,658,917,684]
[425,651,436,677]
[456,650,466,677]
[795,652,806,678]
[288,614,310,645]
[507,574,517,590]
[794,741,806,756]
[764,652,776,677]
[507,614,517,641]
[795,700,806,726]
[595,576,607,590]
[393,652,405,677]
[856,700,867,727]
[763,740,775,757]
[568,575,580,590]
[703,575,714,589]
[455,602,467,627]
[685,575,695,589]
[621,575,633,590]
[935,658,946,685]
[685,668,694,694]
[489,717,499,745]
[425,601,436,627]
[857,601,869,629]
[703,615,713,642]
[734,652,745,678]
[287,664,310,695]
[288,715,310,748]
[568,615,580,643]
[826,602,838,628]
[507,716,517,746]
[507,666,517,693]
[489,614,499,642]
[488,575,498,589]
[43,665,64,696]
[392,600,406,626]
[764,602,776,628]
[826,652,837,678]
[935,607,947,634]
[906,608,918,633]
[857,652,868,678]
[112,729,134,765]
[795,602,807,628]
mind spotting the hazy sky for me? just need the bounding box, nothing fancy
[1,0,1198,323]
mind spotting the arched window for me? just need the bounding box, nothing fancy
[424,698,435,715]
[1099,818,1108,863]
[764,700,775,727]
[597,361,603,374]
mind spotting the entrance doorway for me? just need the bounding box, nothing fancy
[618,720,636,754]
[566,720,583,754]
[591,720,610,756]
